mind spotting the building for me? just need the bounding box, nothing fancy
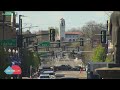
[0,11,16,40]
[22,30,36,48]
[36,30,49,42]
[60,18,65,41]
[65,32,83,42]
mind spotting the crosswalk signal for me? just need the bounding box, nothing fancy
[17,35,23,47]
[80,38,84,46]
[101,30,106,43]
[50,29,55,42]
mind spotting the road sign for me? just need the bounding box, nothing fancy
[2,11,13,16]
[38,52,47,56]
[38,41,50,47]
[4,66,14,75]
[0,39,16,46]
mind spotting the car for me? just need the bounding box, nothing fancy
[43,70,55,75]
[38,74,51,79]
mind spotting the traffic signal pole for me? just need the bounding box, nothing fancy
[2,11,5,41]
[17,15,23,79]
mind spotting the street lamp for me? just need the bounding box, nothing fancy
[8,48,11,52]
[16,50,18,54]
[12,49,15,54]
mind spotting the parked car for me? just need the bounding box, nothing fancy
[42,70,55,75]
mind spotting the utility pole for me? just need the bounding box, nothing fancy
[17,15,23,79]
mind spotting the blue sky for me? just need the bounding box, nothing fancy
[16,11,111,33]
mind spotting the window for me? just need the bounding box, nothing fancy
[69,39,71,42]
[73,39,75,41]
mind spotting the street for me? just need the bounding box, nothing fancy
[55,71,87,79]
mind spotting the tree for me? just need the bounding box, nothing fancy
[91,45,106,62]
[105,54,113,62]
[80,21,106,64]
[68,27,81,32]
[81,21,106,48]
[21,49,40,77]
[0,47,11,79]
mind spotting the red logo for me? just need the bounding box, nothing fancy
[11,65,22,75]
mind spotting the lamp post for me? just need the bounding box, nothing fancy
[8,48,20,79]
[18,15,27,79]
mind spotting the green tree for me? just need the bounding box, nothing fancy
[105,54,113,62]
[91,45,106,62]
[21,48,40,77]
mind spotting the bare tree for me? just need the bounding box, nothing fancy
[68,27,81,32]
[80,21,106,64]
[81,21,106,47]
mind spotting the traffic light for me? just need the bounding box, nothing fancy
[101,30,106,43]
[107,20,108,31]
[17,35,23,47]
[57,40,61,48]
[80,38,84,46]
[50,29,55,42]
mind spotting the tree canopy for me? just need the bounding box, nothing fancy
[91,45,106,62]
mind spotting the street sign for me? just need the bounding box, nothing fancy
[2,11,13,16]
[0,39,16,46]
[38,52,47,56]
[38,41,50,47]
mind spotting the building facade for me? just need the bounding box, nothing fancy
[65,32,83,42]
[36,30,49,42]
[0,11,16,40]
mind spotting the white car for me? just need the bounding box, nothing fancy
[38,74,51,79]
[42,71,55,75]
